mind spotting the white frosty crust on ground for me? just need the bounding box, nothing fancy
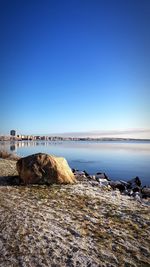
[0,159,150,267]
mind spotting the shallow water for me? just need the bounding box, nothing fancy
[0,140,150,185]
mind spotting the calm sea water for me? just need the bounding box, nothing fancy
[0,140,150,185]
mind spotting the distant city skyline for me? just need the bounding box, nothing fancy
[0,0,150,136]
[1,128,150,139]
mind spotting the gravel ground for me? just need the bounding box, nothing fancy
[0,159,150,267]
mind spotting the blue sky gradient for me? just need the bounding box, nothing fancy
[0,0,150,136]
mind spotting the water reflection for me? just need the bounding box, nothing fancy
[0,140,64,153]
[10,143,16,152]
[0,140,150,154]
[5,140,150,153]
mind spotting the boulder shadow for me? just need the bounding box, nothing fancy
[0,176,21,186]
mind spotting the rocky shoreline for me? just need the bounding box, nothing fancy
[0,150,149,200]
[0,158,150,267]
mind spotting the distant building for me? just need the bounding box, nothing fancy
[10,130,16,136]
[17,134,22,139]
[35,136,41,140]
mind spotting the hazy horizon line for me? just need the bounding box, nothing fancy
[35,128,150,137]
[51,129,150,136]
[1,128,150,138]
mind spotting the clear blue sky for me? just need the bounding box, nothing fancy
[0,0,150,136]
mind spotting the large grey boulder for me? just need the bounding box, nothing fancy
[16,153,76,185]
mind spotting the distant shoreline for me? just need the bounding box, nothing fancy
[0,137,150,142]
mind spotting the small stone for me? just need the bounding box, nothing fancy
[67,227,81,237]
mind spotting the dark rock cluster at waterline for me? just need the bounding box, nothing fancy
[72,169,150,200]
